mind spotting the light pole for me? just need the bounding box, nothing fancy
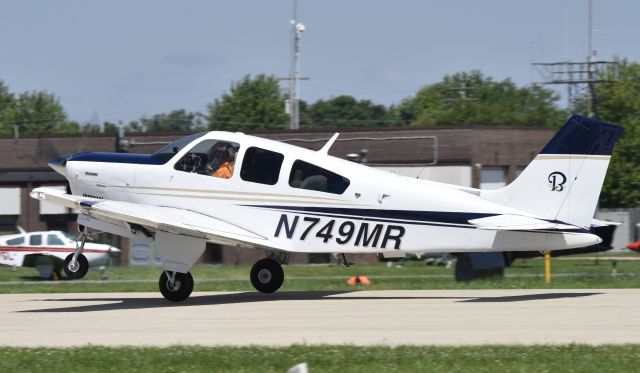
[288,20,305,129]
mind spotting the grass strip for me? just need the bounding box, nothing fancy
[1,345,639,372]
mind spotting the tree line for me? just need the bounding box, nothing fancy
[0,63,638,208]
[0,69,568,136]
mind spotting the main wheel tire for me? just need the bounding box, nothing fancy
[63,253,89,280]
[159,271,194,302]
[250,258,284,293]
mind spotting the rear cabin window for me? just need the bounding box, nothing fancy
[240,147,284,185]
[47,234,65,246]
[289,160,350,194]
[29,235,42,246]
[174,139,240,179]
[6,237,24,246]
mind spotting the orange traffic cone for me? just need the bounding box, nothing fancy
[346,275,371,286]
[358,275,371,285]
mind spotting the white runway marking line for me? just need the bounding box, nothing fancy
[1,290,639,347]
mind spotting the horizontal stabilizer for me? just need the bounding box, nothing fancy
[468,214,575,231]
[591,218,621,227]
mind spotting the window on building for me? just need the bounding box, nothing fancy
[6,236,24,246]
[29,234,42,246]
[240,147,284,185]
[480,167,507,190]
[47,234,65,246]
[289,160,350,194]
[174,139,240,179]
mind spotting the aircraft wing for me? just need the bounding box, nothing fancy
[468,214,576,231]
[30,187,287,252]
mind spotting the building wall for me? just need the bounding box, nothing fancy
[376,166,472,187]
[597,209,638,252]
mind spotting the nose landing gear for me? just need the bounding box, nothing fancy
[64,226,90,280]
[159,271,194,302]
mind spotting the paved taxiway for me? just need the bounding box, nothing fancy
[1,289,639,346]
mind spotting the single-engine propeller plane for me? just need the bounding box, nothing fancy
[0,228,119,279]
[30,115,623,301]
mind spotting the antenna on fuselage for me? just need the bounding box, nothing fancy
[318,133,339,155]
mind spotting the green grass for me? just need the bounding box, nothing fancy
[1,345,639,372]
[0,253,639,293]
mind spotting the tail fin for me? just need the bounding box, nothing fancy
[481,115,624,228]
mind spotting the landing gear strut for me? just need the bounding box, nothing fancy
[159,271,194,302]
[250,258,284,293]
[64,226,90,280]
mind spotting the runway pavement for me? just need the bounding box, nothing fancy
[1,289,639,346]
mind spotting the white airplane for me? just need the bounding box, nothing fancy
[0,229,119,279]
[30,115,623,301]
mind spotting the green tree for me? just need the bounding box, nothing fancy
[207,74,288,131]
[3,90,77,134]
[0,80,15,128]
[141,109,206,132]
[302,95,392,128]
[395,70,566,126]
[590,60,640,208]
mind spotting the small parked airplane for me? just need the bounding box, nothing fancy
[30,115,623,301]
[0,228,119,279]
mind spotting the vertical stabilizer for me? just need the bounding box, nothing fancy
[481,115,624,228]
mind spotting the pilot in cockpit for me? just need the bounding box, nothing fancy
[210,142,236,179]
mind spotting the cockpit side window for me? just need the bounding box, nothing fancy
[152,132,208,164]
[240,147,284,185]
[289,160,350,194]
[174,139,240,179]
[6,236,24,246]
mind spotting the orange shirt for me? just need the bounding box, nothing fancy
[212,162,233,179]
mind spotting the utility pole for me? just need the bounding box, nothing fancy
[532,0,616,117]
[280,0,308,129]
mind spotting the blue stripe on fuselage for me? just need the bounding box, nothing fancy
[245,205,495,226]
[244,205,589,234]
[66,152,166,165]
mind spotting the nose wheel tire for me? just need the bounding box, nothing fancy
[63,253,89,280]
[250,258,284,293]
[159,271,194,302]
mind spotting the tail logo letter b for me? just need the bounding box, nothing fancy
[548,171,566,192]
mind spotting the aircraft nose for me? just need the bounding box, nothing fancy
[48,154,71,177]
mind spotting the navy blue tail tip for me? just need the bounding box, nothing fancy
[540,115,624,156]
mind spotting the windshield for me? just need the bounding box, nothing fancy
[152,132,208,163]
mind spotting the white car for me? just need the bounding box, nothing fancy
[0,230,119,279]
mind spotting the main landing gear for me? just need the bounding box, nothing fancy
[157,255,287,302]
[250,258,284,293]
[64,226,90,280]
[159,271,194,302]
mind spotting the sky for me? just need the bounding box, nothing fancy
[0,0,638,124]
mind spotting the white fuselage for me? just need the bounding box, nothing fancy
[0,230,118,268]
[62,131,601,255]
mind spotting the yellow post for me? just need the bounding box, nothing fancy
[544,251,551,284]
